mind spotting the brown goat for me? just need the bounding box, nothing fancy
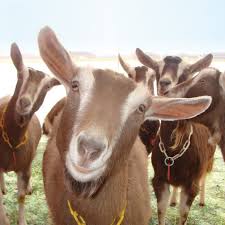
[136,48,213,95]
[42,97,65,136]
[166,68,225,160]
[152,120,215,225]
[38,26,212,225]
[0,43,60,225]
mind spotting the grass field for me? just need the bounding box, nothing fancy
[3,136,225,225]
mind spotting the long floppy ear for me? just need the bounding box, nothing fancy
[136,48,158,72]
[38,26,77,85]
[145,96,211,121]
[10,43,25,72]
[188,54,213,74]
[118,54,135,80]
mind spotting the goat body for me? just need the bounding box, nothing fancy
[152,121,215,225]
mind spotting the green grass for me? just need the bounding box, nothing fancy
[3,136,225,225]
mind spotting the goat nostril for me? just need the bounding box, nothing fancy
[78,137,105,159]
[160,79,171,87]
[19,97,31,109]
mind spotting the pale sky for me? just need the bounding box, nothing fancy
[1,0,225,55]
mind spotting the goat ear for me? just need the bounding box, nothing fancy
[188,54,213,74]
[118,54,135,80]
[10,43,25,72]
[164,76,197,98]
[145,96,211,121]
[38,26,77,85]
[136,48,158,72]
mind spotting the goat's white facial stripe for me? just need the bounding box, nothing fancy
[73,67,95,131]
[17,67,29,97]
[33,76,52,102]
[16,73,53,114]
[121,84,149,123]
[108,84,149,152]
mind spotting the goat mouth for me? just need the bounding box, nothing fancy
[16,114,30,127]
[73,165,94,174]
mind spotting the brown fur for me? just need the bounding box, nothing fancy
[152,121,215,224]
[42,97,65,136]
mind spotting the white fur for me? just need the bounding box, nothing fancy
[74,67,95,131]
[66,127,109,182]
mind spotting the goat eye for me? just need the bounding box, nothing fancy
[138,104,146,113]
[71,80,79,91]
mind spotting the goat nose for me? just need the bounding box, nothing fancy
[19,97,31,109]
[78,137,106,160]
[159,79,171,87]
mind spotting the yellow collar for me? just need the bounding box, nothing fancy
[0,105,28,150]
[67,200,126,225]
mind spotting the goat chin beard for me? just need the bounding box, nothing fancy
[15,113,31,127]
[64,167,105,198]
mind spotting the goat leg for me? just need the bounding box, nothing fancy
[17,171,30,225]
[199,174,206,207]
[0,186,10,225]
[179,184,198,225]
[170,186,178,207]
[152,178,170,225]
[0,171,7,195]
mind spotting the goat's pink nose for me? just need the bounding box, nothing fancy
[19,97,31,109]
[78,137,106,161]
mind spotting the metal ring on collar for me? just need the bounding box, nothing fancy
[164,157,175,166]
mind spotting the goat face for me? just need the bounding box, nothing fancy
[166,68,224,113]
[38,26,212,186]
[136,48,213,95]
[10,43,60,127]
[118,54,156,95]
